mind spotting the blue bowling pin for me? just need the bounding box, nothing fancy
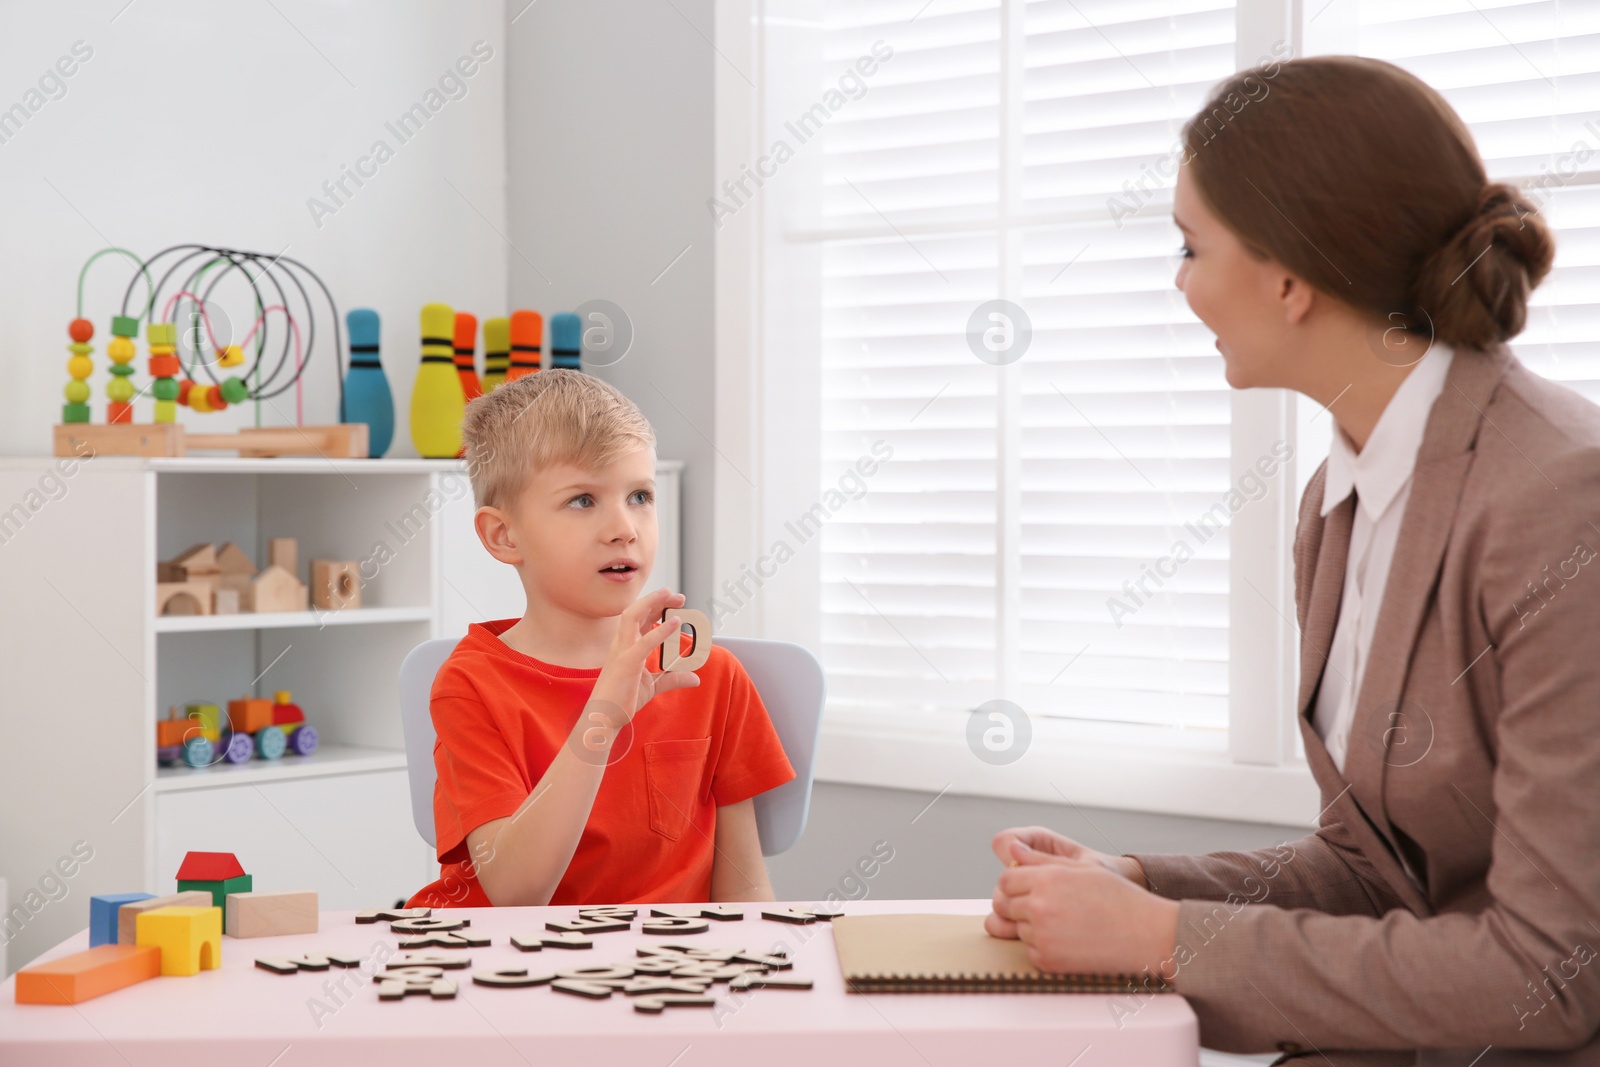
[342,308,395,458]
[550,311,582,371]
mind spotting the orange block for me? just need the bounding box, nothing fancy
[16,944,161,1004]
[227,697,273,735]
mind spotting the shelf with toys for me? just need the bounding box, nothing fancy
[1,239,683,979]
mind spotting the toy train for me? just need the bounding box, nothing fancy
[157,691,319,769]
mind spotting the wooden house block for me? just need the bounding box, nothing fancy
[212,587,240,614]
[90,893,154,947]
[117,891,213,945]
[227,697,274,735]
[156,581,212,616]
[267,537,298,576]
[135,905,223,976]
[216,542,256,589]
[311,559,361,610]
[245,564,307,612]
[15,944,161,1004]
[158,542,219,584]
[224,890,318,938]
[176,851,252,909]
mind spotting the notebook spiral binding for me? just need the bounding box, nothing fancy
[845,972,1173,994]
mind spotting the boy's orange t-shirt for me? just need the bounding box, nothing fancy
[406,618,796,908]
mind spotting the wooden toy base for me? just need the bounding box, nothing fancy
[54,422,369,459]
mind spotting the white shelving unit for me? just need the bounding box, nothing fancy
[0,454,681,974]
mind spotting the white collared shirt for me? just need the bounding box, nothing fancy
[1312,342,1455,774]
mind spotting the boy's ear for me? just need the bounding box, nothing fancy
[475,505,523,566]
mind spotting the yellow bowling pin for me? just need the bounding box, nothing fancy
[482,317,509,393]
[409,302,466,458]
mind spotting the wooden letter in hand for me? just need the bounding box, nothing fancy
[658,608,713,672]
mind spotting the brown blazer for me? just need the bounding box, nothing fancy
[1131,343,1600,1066]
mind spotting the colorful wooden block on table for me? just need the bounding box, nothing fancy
[117,891,213,945]
[224,890,318,938]
[89,893,154,947]
[15,944,162,1005]
[175,851,252,909]
[136,905,222,976]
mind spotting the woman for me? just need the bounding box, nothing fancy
[987,56,1599,1065]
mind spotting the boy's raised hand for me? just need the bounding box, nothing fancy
[591,587,702,726]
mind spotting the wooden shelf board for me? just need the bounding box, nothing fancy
[155,606,432,633]
[154,743,409,792]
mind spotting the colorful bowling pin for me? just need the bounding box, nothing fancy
[453,312,482,402]
[482,317,510,393]
[409,303,466,458]
[342,308,395,458]
[506,310,542,383]
[550,311,582,371]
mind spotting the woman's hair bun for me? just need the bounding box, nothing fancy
[1412,182,1555,348]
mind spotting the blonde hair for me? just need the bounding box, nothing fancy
[461,369,656,510]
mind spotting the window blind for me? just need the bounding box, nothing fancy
[1356,1,1600,396]
[814,0,1241,734]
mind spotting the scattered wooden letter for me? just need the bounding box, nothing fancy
[633,994,717,1013]
[472,968,556,988]
[641,916,709,936]
[355,907,430,924]
[397,931,490,949]
[390,916,469,934]
[375,966,457,1000]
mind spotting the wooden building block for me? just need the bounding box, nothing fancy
[117,891,212,945]
[216,542,256,580]
[15,944,162,1004]
[267,538,297,576]
[175,851,251,909]
[136,905,223,976]
[156,581,212,616]
[224,890,318,938]
[245,564,307,612]
[311,560,361,610]
[227,697,274,735]
[90,893,154,947]
[212,587,240,614]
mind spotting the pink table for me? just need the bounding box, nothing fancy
[0,898,1198,1066]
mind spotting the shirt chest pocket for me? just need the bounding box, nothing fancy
[643,737,712,841]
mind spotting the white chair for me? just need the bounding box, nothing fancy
[397,634,825,856]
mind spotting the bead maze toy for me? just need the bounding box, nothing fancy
[54,244,368,459]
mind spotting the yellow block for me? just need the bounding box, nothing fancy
[135,905,222,976]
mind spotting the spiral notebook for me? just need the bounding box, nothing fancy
[831,914,1172,994]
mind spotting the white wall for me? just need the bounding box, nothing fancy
[0,0,509,457]
[0,0,508,972]
[504,0,718,610]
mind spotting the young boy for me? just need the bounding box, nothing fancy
[406,370,795,908]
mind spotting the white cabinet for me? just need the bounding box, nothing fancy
[0,455,681,973]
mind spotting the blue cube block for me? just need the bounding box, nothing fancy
[89,893,154,947]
